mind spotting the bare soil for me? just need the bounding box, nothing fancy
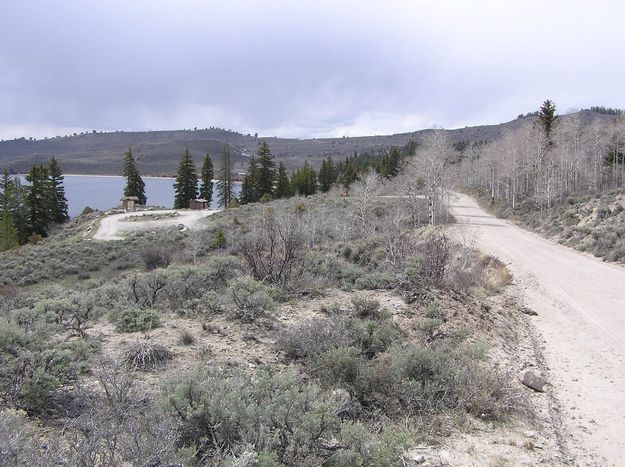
[93,209,219,240]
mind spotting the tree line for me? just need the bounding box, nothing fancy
[0,158,69,250]
[237,140,413,205]
[121,143,235,210]
[122,139,413,210]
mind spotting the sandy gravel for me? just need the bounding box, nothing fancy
[93,209,218,240]
[450,192,625,465]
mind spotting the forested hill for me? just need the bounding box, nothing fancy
[0,110,618,176]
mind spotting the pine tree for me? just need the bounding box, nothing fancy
[318,156,336,192]
[0,170,11,211]
[291,162,317,196]
[378,147,401,179]
[0,171,18,250]
[274,161,292,198]
[122,148,147,205]
[47,157,69,223]
[256,141,276,198]
[240,157,259,204]
[338,155,359,189]
[217,142,234,208]
[8,177,28,244]
[173,149,199,209]
[199,153,214,205]
[538,99,557,143]
[25,164,52,237]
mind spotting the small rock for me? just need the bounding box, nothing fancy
[519,369,546,392]
[439,450,450,465]
[521,306,538,316]
[412,454,426,464]
[331,388,352,407]
[524,430,537,438]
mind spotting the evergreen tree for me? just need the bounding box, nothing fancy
[47,157,69,223]
[0,170,11,211]
[122,148,147,205]
[337,155,359,189]
[318,156,336,192]
[240,157,259,204]
[0,208,17,251]
[538,99,557,143]
[274,161,292,198]
[9,177,28,244]
[0,171,18,250]
[199,153,214,204]
[173,149,199,209]
[217,142,234,208]
[378,147,401,179]
[291,162,317,196]
[256,141,276,198]
[25,164,51,237]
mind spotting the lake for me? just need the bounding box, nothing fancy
[19,175,241,218]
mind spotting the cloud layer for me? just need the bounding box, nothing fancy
[2,0,624,139]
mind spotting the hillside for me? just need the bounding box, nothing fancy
[0,190,560,465]
[3,111,613,176]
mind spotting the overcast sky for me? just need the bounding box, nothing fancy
[1,0,624,140]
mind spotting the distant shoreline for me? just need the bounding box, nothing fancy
[17,173,241,184]
[64,173,175,180]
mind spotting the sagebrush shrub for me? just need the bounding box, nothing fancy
[279,317,351,360]
[227,276,275,322]
[115,306,160,333]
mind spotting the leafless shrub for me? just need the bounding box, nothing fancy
[417,231,450,285]
[62,359,181,466]
[238,210,306,287]
[124,338,172,371]
[129,271,168,308]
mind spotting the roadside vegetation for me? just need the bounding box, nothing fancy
[0,163,528,465]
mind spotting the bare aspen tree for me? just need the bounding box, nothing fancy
[417,129,451,226]
[399,164,425,228]
[454,110,624,209]
[185,229,205,264]
[350,171,383,234]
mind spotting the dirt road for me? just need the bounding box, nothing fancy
[93,209,218,241]
[449,192,625,465]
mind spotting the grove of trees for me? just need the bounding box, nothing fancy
[0,158,69,250]
[456,100,625,210]
[238,141,412,206]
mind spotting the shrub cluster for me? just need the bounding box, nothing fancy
[163,367,412,466]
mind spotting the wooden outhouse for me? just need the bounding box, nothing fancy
[188,199,208,210]
[121,196,140,211]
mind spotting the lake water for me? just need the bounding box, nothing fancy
[19,175,241,218]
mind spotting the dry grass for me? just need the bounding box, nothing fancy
[124,338,173,371]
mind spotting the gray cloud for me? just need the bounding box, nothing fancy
[1,0,625,139]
